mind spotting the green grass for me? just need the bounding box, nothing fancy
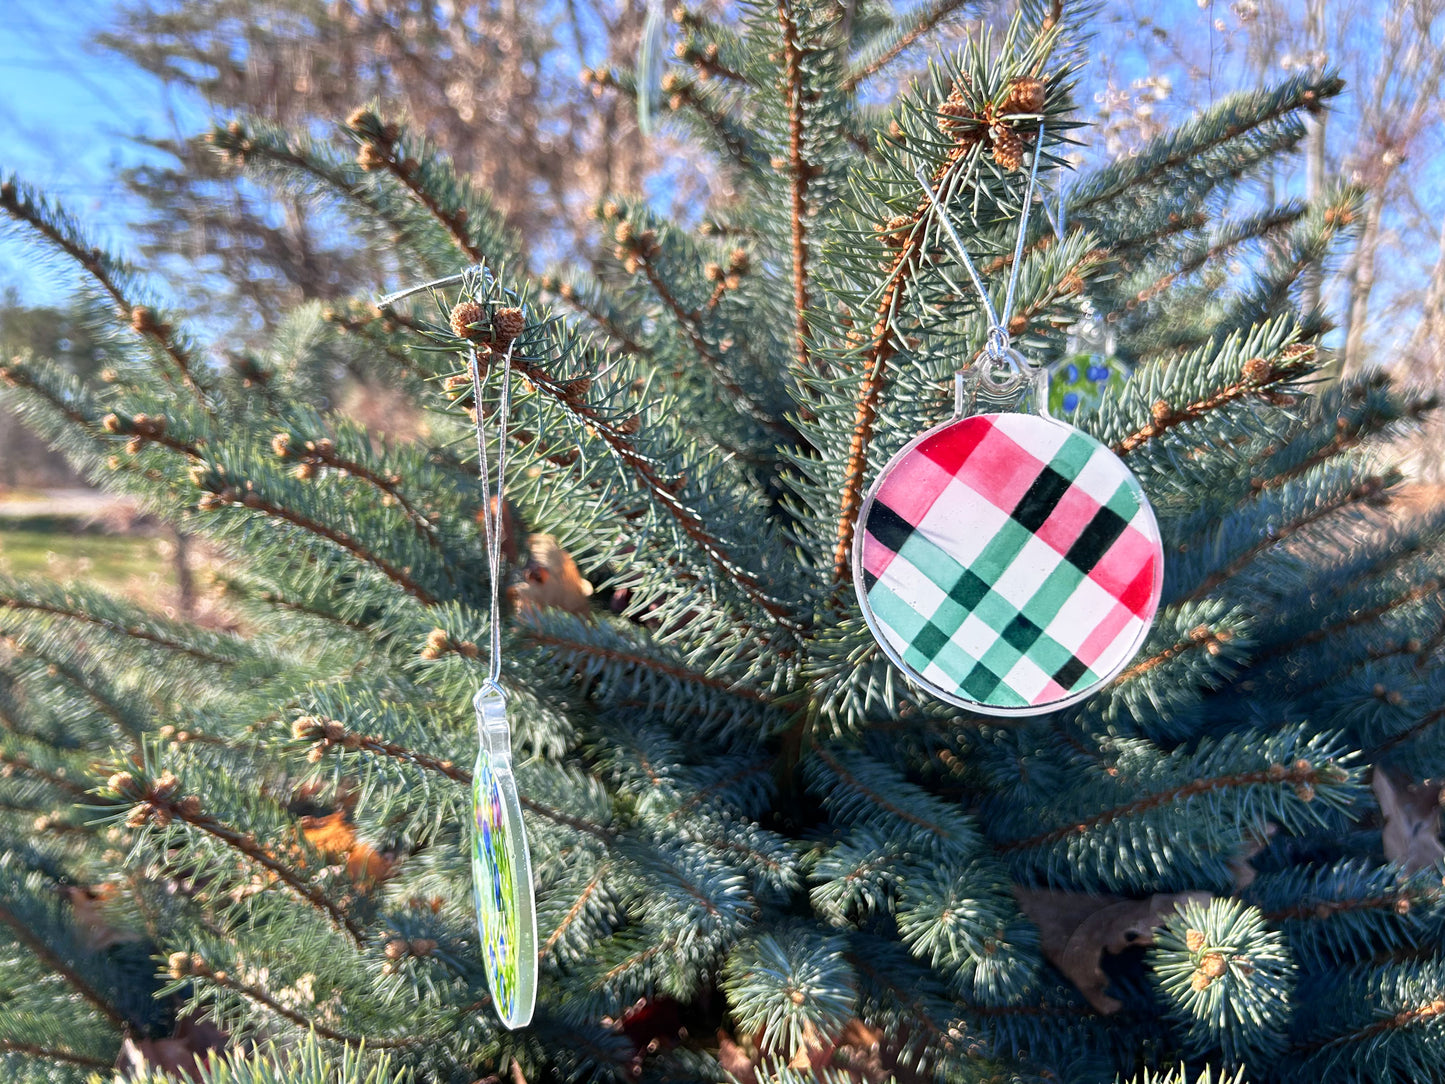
[0,529,177,594]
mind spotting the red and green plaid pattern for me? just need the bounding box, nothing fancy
[855,413,1162,713]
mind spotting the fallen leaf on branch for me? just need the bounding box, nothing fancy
[63,883,145,953]
[299,810,393,886]
[511,533,594,617]
[1372,768,1445,873]
[116,1014,227,1081]
[1015,887,1212,1014]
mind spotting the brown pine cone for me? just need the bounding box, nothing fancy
[492,307,526,345]
[991,125,1025,171]
[449,301,486,340]
[1000,76,1046,115]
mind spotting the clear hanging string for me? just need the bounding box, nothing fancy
[912,121,1047,411]
[470,339,515,694]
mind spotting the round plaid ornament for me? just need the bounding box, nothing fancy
[853,411,1163,716]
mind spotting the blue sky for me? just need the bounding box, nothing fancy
[0,1,207,305]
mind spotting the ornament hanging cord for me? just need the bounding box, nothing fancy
[913,120,1046,388]
[470,338,515,693]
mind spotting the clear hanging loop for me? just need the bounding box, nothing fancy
[913,120,1047,393]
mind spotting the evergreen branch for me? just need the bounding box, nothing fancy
[346,114,481,264]
[201,487,440,606]
[778,0,814,374]
[0,593,234,666]
[182,958,421,1050]
[0,750,90,798]
[1115,623,1234,685]
[0,901,127,1029]
[1181,475,1392,602]
[831,147,977,582]
[1246,392,1438,502]
[0,362,98,432]
[0,633,141,746]
[1116,205,1307,314]
[493,352,796,627]
[1294,995,1445,1055]
[997,762,1320,852]
[372,304,793,628]
[541,868,608,957]
[1252,579,1441,666]
[1370,705,1445,756]
[0,180,209,408]
[156,791,369,946]
[0,1039,112,1069]
[626,244,787,431]
[301,717,616,841]
[543,276,649,357]
[1264,888,1424,923]
[842,0,976,91]
[521,628,772,703]
[1112,343,1314,456]
[271,433,437,538]
[1068,74,1341,218]
[814,746,954,836]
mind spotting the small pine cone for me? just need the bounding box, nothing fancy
[1151,399,1172,424]
[878,214,912,248]
[1185,929,1206,953]
[450,301,487,340]
[614,220,635,245]
[384,938,408,960]
[425,628,450,653]
[1191,970,1213,992]
[293,716,325,741]
[1295,781,1316,802]
[292,462,317,481]
[938,91,978,138]
[560,376,592,404]
[409,938,437,957]
[346,107,380,133]
[1000,76,1047,115]
[728,248,750,274]
[150,806,174,828]
[1200,953,1228,979]
[197,493,225,512]
[704,262,724,282]
[660,70,684,94]
[130,306,165,336]
[991,125,1025,171]
[177,796,201,818]
[322,719,345,742]
[168,951,195,979]
[102,413,125,434]
[492,307,526,345]
[151,771,180,801]
[356,143,389,172]
[108,772,143,800]
[126,804,154,828]
[1242,357,1274,384]
[271,433,293,458]
[623,255,641,275]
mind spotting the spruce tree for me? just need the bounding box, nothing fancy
[1,5,1441,1083]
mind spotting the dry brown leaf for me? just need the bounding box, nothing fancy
[116,1015,227,1081]
[716,1030,758,1084]
[1373,769,1445,873]
[63,884,145,953]
[1015,887,1212,1014]
[511,533,594,617]
[299,810,393,886]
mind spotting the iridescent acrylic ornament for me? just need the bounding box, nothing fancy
[471,682,537,1028]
